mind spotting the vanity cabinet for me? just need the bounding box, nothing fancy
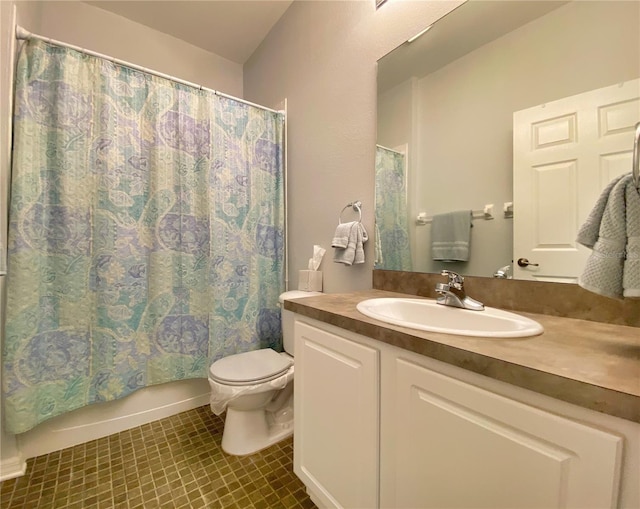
[293,316,627,509]
[293,320,379,509]
[389,357,622,509]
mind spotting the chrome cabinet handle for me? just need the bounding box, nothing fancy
[517,258,539,268]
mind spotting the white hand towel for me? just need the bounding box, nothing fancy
[578,173,640,298]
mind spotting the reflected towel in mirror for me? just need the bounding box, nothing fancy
[431,210,472,262]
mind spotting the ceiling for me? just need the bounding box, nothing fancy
[84,1,294,64]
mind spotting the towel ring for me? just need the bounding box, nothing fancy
[339,201,362,224]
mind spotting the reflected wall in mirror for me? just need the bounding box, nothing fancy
[376,0,640,281]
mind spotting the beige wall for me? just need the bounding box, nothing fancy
[377,79,414,152]
[244,0,463,293]
[21,1,243,96]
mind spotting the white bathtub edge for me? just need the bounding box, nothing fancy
[17,379,211,460]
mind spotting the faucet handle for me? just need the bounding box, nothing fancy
[441,270,464,287]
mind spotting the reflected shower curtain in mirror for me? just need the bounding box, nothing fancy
[2,40,284,433]
[375,146,412,271]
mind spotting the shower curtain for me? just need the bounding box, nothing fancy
[375,146,412,271]
[2,40,285,434]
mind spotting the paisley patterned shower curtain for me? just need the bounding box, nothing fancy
[375,146,412,271]
[2,40,284,434]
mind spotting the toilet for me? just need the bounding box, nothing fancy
[208,290,322,456]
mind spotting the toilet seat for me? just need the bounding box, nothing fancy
[209,348,293,386]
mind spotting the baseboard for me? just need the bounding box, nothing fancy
[0,454,26,482]
[307,489,327,509]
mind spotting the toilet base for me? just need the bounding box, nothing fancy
[221,404,293,456]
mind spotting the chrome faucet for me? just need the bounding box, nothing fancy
[493,264,512,279]
[435,270,484,311]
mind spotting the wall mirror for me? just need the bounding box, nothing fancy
[376,0,640,282]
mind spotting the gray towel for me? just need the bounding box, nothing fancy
[431,210,472,262]
[576,173,626,248]
[333,222,367,266]
[577,174,640,298]
[355,224,368,264]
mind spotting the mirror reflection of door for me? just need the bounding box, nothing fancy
[513,79,640,282]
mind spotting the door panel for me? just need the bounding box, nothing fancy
[294,321,379,509]
[393,358,622,509]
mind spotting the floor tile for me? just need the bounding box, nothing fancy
[0,406,316,509]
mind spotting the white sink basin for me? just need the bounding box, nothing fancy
[356,298,543,338]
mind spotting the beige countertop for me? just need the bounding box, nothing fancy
[284,289,640,423]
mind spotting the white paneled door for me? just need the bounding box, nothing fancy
[513,79,640,282]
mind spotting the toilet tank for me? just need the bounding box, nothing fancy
[279,291,322,355]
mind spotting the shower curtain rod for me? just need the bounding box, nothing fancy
[15,26,283,115]
[376,144,405,156]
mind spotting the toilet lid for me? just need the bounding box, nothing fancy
[209,349,293,384]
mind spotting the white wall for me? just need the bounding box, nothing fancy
[244,0,463,293]
[0,0,242,478]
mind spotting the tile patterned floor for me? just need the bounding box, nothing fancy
[0,406,317,509]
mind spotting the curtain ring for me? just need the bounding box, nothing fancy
[338,201,362,224]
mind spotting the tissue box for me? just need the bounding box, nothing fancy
[298,270,323,292]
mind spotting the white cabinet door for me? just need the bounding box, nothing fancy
[294,320,379,509]
[391,358,622,509]
[513,78,640,282]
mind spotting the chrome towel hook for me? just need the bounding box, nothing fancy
[633,121,640,190]
[339,201,362,224]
